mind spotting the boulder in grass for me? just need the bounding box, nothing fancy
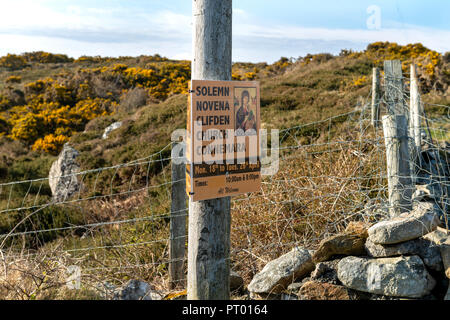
[102,121,123,139]
[367,202,441,245]
[48,144,80,203]
[247,247,314,295]
[113,280,163,300]
[337,255,436,298]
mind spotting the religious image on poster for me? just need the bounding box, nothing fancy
[234,87,257,134]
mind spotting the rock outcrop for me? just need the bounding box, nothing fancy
[102,121,123,139]
[48,144,81,202]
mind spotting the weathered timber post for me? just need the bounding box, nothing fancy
[187,0,232,300]
[409,63,423,180]
[384,60,405,116]
[382,114,413,216]
[169,142,187,289]
[371,67,381,127]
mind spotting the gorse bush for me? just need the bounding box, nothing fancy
[0,43,447,155]
[0,54,28,71]
[5,75,21,84]
[22,51,74,64]
[0,59,192,154]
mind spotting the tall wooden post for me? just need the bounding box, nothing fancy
[409,64,422,152]
[187,0,232,300]
[409,63,422,180]
[382,115,413,216]
[371,67,381,127]
[384,60,405,116]
[169,142,187,289]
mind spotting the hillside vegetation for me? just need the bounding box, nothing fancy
[0,42,448,183]
[0,42,448,299]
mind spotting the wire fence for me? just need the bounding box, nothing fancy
[0,65,448,299]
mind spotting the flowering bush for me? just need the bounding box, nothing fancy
[5,76,21,84]
[32,134,69,154]
[0,54,28,70]
[22,51,73,64]
[352,76,368,88]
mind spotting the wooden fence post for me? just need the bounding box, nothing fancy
[170,142,187,289]
[187,0,232,300]
[409,63,422,168]
[384,60,405,116]
[371,67,381,127]
[382,114,413,216]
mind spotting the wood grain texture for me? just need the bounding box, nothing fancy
[169,143,187,289]
[384,60,406,116]
[409,64,422,152]
[188,0,232,300]
[382,114,413,217]
[371,67,381,127]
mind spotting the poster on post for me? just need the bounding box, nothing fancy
[186,80,261,201]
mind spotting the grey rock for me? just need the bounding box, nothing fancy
[445,285,450,300]
[423,227,449,245]
[102,121,123,139]
[113,280,163,300]
[441,239,450,279]
[311,262,328,279]
[247,247,315,294]
[365,237,443,271]
[230,270,244,291]
[337,255,436,298]
[48,144,80,202]
[311,233,366,263]
[310,259,340,285]
[367,202,441,244]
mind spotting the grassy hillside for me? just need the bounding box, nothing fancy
[0,42,448,299]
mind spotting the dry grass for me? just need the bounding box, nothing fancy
[230,119,388,284]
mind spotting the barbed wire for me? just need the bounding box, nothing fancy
[0,66,448,299]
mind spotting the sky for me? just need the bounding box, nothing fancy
[0,0,449,63]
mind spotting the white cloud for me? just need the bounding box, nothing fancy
[0,3,448,62]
